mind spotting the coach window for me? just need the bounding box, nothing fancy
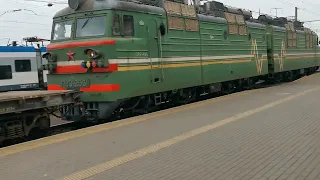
[15,60,31,72]
[0,65,12,80]
[123,15,134,36]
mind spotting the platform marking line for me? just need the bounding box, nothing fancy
[0,88,263,157]
[61,86,320,180]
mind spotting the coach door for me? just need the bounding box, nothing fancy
[145,19,163,84]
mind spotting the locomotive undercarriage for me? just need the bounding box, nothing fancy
[60,66,319,123]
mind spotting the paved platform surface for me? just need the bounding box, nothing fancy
[0,72,320,180]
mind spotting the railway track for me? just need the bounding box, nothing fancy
[0,73,317,149]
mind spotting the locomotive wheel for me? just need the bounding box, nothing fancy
[222,82,234,94]
[235,79,243,92]
[277,73,284,83]
[284,71,294,82]
[245,78,254,90]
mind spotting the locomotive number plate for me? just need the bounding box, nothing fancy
[60,79,90,89]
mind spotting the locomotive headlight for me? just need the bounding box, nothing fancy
[84,49,100,59]
[87,50,96,58]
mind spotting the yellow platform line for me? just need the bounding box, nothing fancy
[0,87,263,157]
[0,74,316,157]
[61,86,320,180]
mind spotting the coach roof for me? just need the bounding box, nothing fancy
[0,46,46,53]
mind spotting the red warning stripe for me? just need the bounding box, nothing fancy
[80,84,120,92]
[47,84,65,91]
[48,84,120,92]
[47,39,116,50]
[55,64,118,74]
[56,65,87,74]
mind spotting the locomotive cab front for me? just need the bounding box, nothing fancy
[44,0,166,121]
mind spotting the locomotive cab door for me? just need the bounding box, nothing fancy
[145,19,163,84]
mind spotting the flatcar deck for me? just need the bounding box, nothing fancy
[0,72,320,180]
[0,90,79,115]
[0,90,75,102]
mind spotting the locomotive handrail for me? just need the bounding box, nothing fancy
[159,28,165,80]
[146,25,154,82]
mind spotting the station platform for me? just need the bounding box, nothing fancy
[1,72,320,180]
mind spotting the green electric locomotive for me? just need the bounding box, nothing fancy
[43,0,319,121]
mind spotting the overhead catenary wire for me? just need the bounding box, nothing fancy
[0,20,50,26]
[21,0,67,5]
[276,0,320,17]
[1,0,320,41]
[0,24,49,30]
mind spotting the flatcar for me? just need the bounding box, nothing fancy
[43,0,320,122]
[0,40,48,92]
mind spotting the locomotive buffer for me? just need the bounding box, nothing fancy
[0,90,80,144]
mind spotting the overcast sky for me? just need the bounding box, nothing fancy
[0,0,319,45]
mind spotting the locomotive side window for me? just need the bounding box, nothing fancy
[76,15,107,37]
[123,15,134,36]
[0,65,12,80]
[112,14,121,36]
[15,60,31,72]
[52,20,72,40]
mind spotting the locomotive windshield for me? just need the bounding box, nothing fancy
[76,15,107,37]
[52,20,72,40]
[51,13,137,41]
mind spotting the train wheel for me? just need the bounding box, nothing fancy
[275,73,283,83]
[285,71,294,82]
[235,79,244,92]
[244,78,254,90]
[222,82,235,94]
